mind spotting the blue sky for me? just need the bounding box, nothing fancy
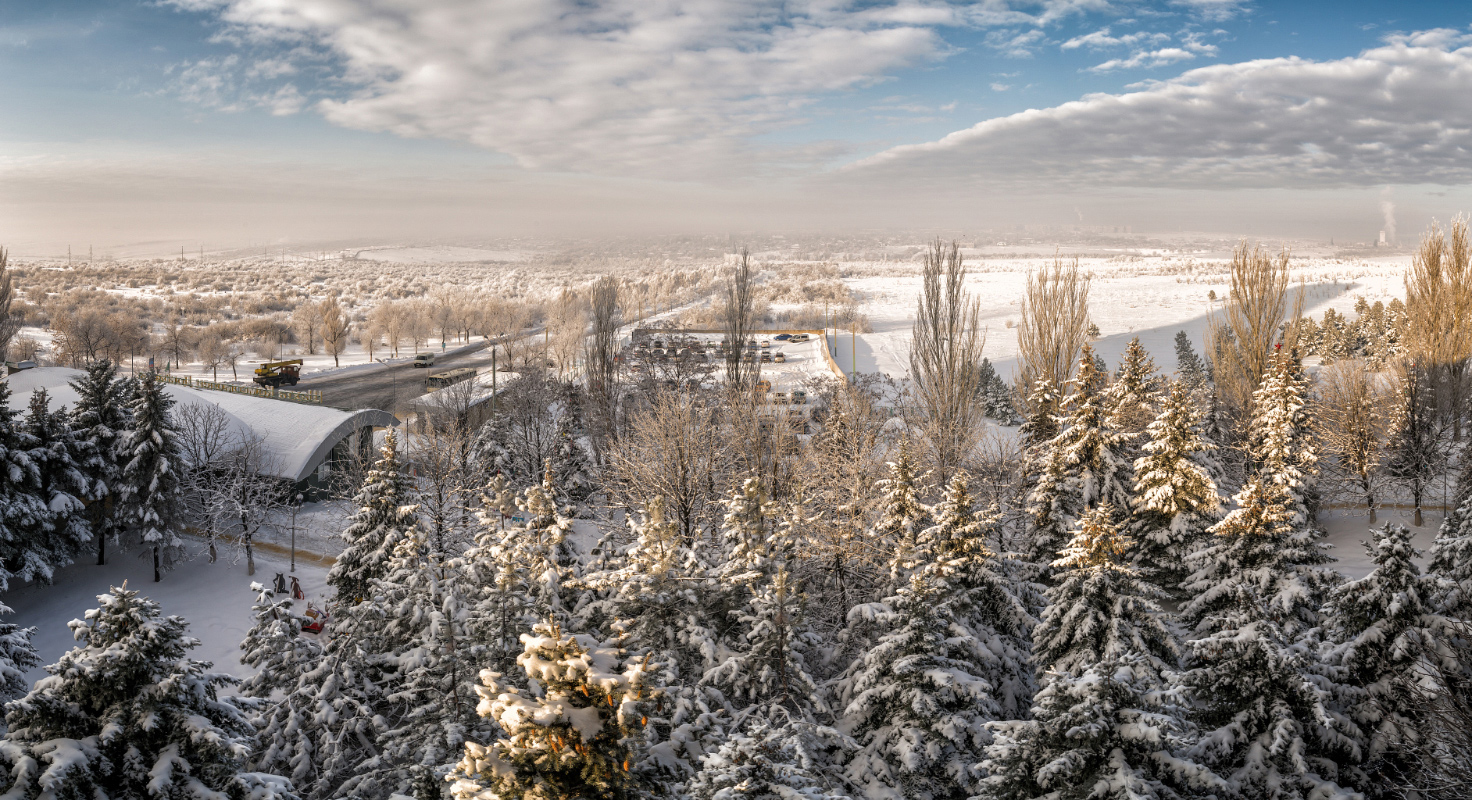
[3,1,1472,252]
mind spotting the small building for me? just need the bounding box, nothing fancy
[4,367,397,498]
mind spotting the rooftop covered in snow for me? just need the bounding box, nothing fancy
[3,367,397,484]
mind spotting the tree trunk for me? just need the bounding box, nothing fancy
[153,546,161,582]
[97,530,105,566]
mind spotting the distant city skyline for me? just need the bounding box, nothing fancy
[3,1,1471,254]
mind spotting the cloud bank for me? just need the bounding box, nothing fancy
[847,31,1472,189]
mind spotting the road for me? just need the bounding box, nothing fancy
[298,332,536,413]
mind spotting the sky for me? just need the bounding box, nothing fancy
[3,0,1472,255]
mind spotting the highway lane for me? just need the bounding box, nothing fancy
[299,332,536,413]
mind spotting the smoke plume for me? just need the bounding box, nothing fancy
[1380,188,1397,245]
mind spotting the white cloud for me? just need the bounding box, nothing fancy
[990,82,1012,91]
[1061,27,1170,50]
[1170,0,1249,22]
[1088,46,1197,71]
[846,33,1472,189]
[166,0,1015,178]
[985,28,1048,58]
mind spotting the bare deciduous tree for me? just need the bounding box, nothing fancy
[723,250,758,393]
[1316,359,1390,521]
[909,239,986,481]
[0,248,19,358]
[606,390,726,542]
[1017,254,1090,412]
[1404,217,1472,441]
[585,276,622,454]
[1206,241,1299,433]
[319,296,351,367]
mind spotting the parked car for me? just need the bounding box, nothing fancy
[791,389,807,404]
[790,333,809,343]
[775,333,792,341]
[761,352,772,362]
[760,340,770,349]
[773,351,786,363]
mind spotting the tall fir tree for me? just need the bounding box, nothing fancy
[1173,330,1207,390]
[1108,336,1160,439]
[69,358,130,566]
[0,584,298,799]
[23,388,92,579]
[1178,354,1358,800]
[239,585,325,792]
[1131,381,1222,597]
[873,440,933,590]
[1032,504,1178,682]
[329,428,419,604]
[0,382,47,591]
[840,475,1035,799]
[116,370,184,582]
[0,602,37,702]
[448,621,657,800]
[351,530,491,799]
[687,718,851,800]
[574,497,725,780]
[1324,524,1459,798]
[978,655,1223,800]
[1025,345,1135,576]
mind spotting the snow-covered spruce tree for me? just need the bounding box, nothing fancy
[1245,349,1321,528]
[0,602,37,702]
[978,654,1223,800]
[1131,381,1222,597]
[1025,346,1135,577]
[873,440,933,590]
[574,497,726,779]
[840,475,1036,799]
[69,358,131,566]
[1178,374,1358,798]
[1384,363,1442,528]
[509,462,580,616]
[549,411,595,508]
[687,719,852,800]
[0,381,47,591]
[239,584,324,792]
[0,584,298,799]
[978,357,1021,426]
[347,530,492,799]
[462,497,539,681]
[1033,504,1178,682]
[839,573,998,800]
[116,369,184,582]
[1109,336,1161,438]
[1429,468,1472,617]
[1018,379,1061,454]
[1174,330,1207,391]
[329,428,419,604]
[1324,523,1460,797]
[448,621,657,800]
[23,388,92,579]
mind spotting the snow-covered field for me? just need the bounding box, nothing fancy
[835,255,1411,383]
[4,541,331,687]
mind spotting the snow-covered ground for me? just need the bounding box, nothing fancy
[4,540,332,687]
[837,256,1411,382]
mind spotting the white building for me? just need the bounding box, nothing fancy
[4,367,397,494]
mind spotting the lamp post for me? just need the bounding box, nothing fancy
[290,493,303,572]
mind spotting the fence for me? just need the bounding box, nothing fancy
[156,373,323,405]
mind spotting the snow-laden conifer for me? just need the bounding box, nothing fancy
[0,583,298,799]
[0,382,46,591]
[329,428,418,603]
[575,497,726,779]
[449,621,656,800]
[1033,504,1178,682]
[1324,523,1459,797]
[979,655,1222,800]
[1109,336,1160,438]
[872,441,933,590]
[69,358,130,566]
[1178,357,1359,799]
[354,530,491,799]
[239,584,324,792]
[839,474,1035,799]
[0,602,36,702]
[1131,381,1222,596]
[23,388,92,578]
[688,719,852,800]
[116,370,184,581]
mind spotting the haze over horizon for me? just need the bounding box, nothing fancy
[4,0,1472,255]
